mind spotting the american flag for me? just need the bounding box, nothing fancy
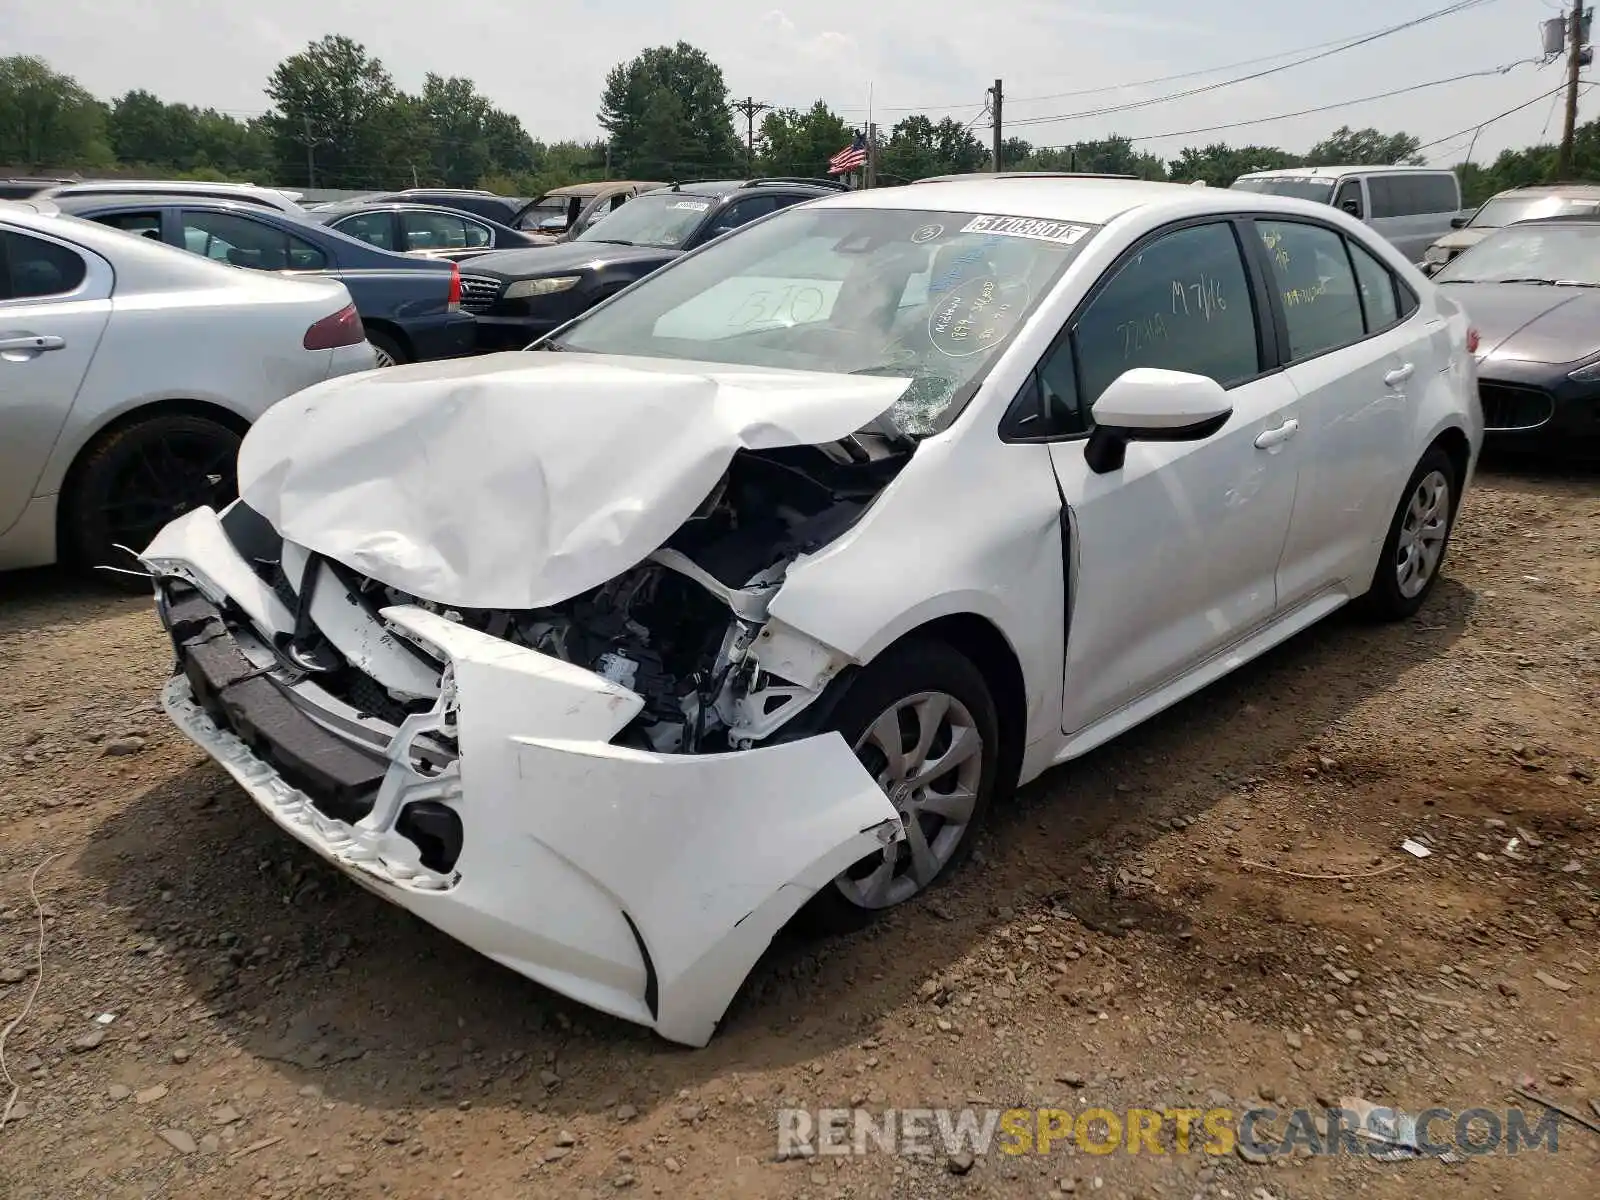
[828,130,868,175]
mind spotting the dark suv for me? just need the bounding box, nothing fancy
[459,178,847,351]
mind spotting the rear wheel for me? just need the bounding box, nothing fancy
[366,329,405,367]
[803,639,999,934]
[1356,446,1459,621]
[65,413,242,591]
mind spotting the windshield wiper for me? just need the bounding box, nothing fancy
[1493,277,1558,285]
[1552,279,1600,287]
[584,238,634,246]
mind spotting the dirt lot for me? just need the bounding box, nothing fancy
[1,464,1597,1200]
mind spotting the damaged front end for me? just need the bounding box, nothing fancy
[143,424,913,1046]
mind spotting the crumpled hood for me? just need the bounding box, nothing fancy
[235,351,910,610]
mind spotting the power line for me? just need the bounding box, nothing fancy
[1411,79,1591,154]
[1027,60,1541,151]
[1006,0,1500,129]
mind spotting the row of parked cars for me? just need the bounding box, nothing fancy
[9,160,1592,1049]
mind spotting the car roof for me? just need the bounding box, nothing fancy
[913,171,1136,184]
[642,179,843,200]
[806,176,1367,227]
[49,193,293,217]
[312,201,510,222]
[1490,183,1600,198]
[542,181,664,198]
[39,180,302,203]
[1235,165,1454,179]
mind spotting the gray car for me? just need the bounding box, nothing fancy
[1432,213,1600,454]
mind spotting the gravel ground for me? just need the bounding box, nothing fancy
[0,464,1597,1200]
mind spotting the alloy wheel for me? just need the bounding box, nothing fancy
[1395,468,1451,599]
[834,690,985,910]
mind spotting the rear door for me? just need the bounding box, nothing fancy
[1253,217,1427,604]
[0,227,112,533]
[175,208,334,274]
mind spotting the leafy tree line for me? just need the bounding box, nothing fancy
[4,41,1599,205]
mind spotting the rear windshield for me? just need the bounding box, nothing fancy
[1230,177,1335,203]
[1470,195,1600,228]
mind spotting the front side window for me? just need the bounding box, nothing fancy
[1,230,88,300]
[333,212,395,250]
[574,192,718,248]
[94,211,162,240]
[1256,220,1364,360]
[553,206,1102,435]
[180,211,326,271]
[704,195,782,239]
[1073,221,1260,405]
[1333,180,1362,216]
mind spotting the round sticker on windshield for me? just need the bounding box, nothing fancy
[927,275,1029,358]
[911,223,944,243]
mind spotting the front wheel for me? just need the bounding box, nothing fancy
[804,639,999,933]
[1356,446,1459,621]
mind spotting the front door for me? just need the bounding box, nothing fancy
[0,227,111,533]
[1025,219,1302,733]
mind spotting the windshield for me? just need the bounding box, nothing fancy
[551,206,1101,435]
[1433,222,1600,285]
[1469,194,1600,228]
[573,192,716,248]
[1230,177,1336,203]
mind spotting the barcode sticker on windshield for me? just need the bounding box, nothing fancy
[672,201,711,210]
[959,215,1090,245]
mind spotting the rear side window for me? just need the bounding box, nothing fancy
[1347,238,1401,331]
[1255,220,1364,360]
[1368,174,1458,217]
[94,211,163,240]
[0,230,88,300]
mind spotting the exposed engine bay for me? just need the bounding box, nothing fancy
[306,434,911,755]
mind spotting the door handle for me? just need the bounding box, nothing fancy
[1384,363,1414,386]
[0,334,65,352]
[1254,418,1300,449]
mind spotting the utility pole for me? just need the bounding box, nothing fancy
[1559,0,1586,178]
[865,122,878,189]
[731,96,771,177]
[300,115,332,189]
[988,79,1004,172]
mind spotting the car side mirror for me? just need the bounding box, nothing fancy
[1340,199,1362,218]
[1084,369,1233,474]
[1450,215,1470,229]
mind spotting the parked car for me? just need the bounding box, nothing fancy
[912,172,1135,183]
[37,180,306,214]
[462,178,847,350]
[137,177,1480,1046]
[513,181,669,241]
[52,194,480,366]
[0,199,374,579]
[304,202,545,261]
[1430,212,1600,453]
[1420,183,1600,272]
[0,177,76,200]
[314,188,530,225]
[1231,166,1466,264]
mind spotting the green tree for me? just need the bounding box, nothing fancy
[879,115,988,180]
[756,101,852,177]
[997,136,1034,169]
[0,56,112,168]
[1305,126,1422,167]
[482,107,537,177]
[1023,136,1166,179]
[598,43,739,178]
[1167,143,1301,186]
[264,35,407,189]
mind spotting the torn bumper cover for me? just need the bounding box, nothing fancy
[149,514,900,1048]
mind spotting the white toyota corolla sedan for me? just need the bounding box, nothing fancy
[139,178,1482,1046]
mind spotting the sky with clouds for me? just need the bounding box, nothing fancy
[0,0,1582,168]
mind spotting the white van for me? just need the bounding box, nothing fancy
[1230,165,1464,264]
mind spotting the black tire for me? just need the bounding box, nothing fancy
[801,638,1000,935]
[366,328,406,367]
[1355,446,1460,621]
[65,413,242,591]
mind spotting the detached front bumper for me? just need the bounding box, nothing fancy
[145,508,900,1046]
